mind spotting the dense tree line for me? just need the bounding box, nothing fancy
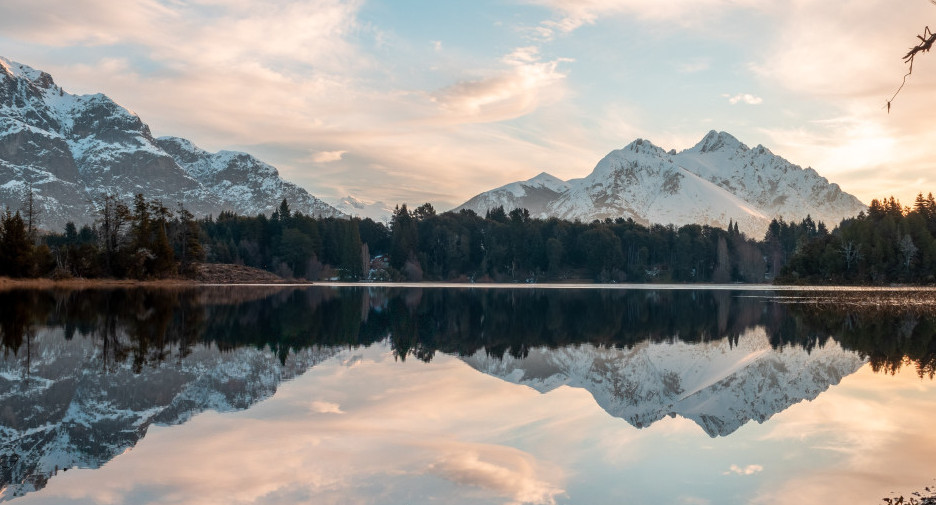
[12,190,936,284]
[198,199,382,280]
[387,203,770,283]
[1,191,833,283]
[780,194,936,284]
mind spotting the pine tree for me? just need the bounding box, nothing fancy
[97,194,131,276]
[390,204,417,270]
[0,211,33,278]
[20,184,40,244]
[149,200,175,277]
[176,203,203,275]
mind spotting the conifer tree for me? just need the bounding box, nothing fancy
[0,211,33,277]
[390,204,417,270]
[176,203,203,275]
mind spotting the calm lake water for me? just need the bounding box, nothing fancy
[1,286,935,505]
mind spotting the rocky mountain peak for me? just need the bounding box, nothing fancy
[691,130,747,154]
[623,137,667,157]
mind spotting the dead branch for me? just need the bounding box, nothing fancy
[887,25,936,112]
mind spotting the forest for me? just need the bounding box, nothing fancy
[2,192,936,285]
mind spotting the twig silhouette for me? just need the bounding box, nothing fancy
[887,24,936,112]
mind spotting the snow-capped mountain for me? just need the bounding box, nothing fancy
[0,56,342,230]
[0,328,340,501]
[456,172,570,217]
[455,131,867,237]
[156,136,339,219]
[462,327,866,437]
[328,195,395,223]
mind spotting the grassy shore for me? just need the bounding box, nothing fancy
[0,263,303,289]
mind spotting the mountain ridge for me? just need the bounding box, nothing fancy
[0,56,343,230]
[455,131,867,237]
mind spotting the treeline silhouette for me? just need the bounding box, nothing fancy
[2,287,933,377]
[780,194,936,284]
[1,194,202,280]
[6,191,936,284]
[4,194,783,282]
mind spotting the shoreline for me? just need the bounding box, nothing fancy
[6,277,936,292]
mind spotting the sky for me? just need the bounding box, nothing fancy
[1,0,935,211]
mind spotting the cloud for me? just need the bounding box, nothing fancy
[723,464,763,476]
[428,448,565,505]
[309,151,347,164]
[725,93,763,105]
[527,0,765,38]
[0,0,175,46]
[309,401,344,414]
[430,47,572,124]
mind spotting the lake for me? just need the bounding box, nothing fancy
[1,286,935,505]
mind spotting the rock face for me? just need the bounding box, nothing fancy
[462,327,866,437]
[0,56,342,230]
[455,131,867,238]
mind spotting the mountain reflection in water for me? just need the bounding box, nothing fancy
[1,286,935,503]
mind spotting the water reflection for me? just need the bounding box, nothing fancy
[1,286,935,503]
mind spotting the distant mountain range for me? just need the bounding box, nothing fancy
[0,56,343,230]
[2,56,868,235]
[455,131,867,237]
[328,195,395,223]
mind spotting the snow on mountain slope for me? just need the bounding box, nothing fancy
[455,171,571,217]
[548,139,771,235]
[156,137,341,219]
[455,132,867,238]
[0,56,342,229]
[328,195,395,223]
[462,327,866,437]
[674,131,865,229]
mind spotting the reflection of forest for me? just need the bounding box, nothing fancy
[1,287,934,378]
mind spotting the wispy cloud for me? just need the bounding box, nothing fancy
[527,0,765,38]
[725,93,763,105]
[308,151,347,164]
[430,47,572,124]
[723,464,763,475]
[428,448,564,505]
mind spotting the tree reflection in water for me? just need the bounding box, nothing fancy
[1,287,935,376]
